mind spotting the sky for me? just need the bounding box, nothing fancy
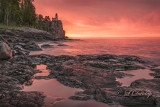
[34,0,160,37]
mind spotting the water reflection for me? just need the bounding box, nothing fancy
[31,38,160,63]
[34,64,50,77]
[116,69,154,87]
[23,64,114,107]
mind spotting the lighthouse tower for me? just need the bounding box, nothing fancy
[52,13,58,21]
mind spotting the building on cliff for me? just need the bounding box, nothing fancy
[51,13,65,39]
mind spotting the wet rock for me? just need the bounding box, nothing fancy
[114,71,134,78]
[150,73,160,78]
[0,28,69,106]
[9,55,33,65]
[130,79,160,91]
[69,91,91,101]
[40,54,150,91]
[69,95,91,101]
[150,69,160,72]
[36,54,157,106]
[57,44,67,46]
[34,75,53,80]
[89,87,156,105]
[0,58,45,106]
[34,70,42,73]
[150,69,160,78]
[0,61,35,84]
[41,44,54,48]
[118,55,146,63]
[13,45,30,56]
[94,89,109,103]
[22,41,42,51]
[0,103,14,107]
[88,62,144,71]
[0,41,12,60]
[2,91,45,107]
[0,52,157,106]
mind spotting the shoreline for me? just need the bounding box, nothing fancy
[0,28,160,106]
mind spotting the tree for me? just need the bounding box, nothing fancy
[0,0,53,33]
[0,0,10,25]
[21,0,36,26]
[37,14,44,30]
[0,0,22,25]
[43,16,51,32]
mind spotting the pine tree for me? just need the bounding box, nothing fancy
[0,0,22,25]
[43,16,51,32]
[0,0,52,33]
[21,0,36,26]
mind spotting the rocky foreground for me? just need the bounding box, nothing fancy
[1,28,160,107]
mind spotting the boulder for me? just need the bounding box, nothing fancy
[0,41,12,60]
[23,41,42,51]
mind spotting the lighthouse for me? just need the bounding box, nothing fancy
[52,13,58,21]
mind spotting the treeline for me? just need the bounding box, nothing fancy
[0,0,52,32]
[36,15,52,32]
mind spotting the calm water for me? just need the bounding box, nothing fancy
[23,65,121,107]
[25,37,160,107]
[116,69,154,87]
[31,37,160,63]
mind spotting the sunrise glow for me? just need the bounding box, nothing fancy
[34,0,160,37]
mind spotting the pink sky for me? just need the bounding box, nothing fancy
[34,0,160,37]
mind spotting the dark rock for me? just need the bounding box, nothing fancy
[13,45,30,56]
[130,79,160,91]
[87,62,144,71]
[9,28,55,41]
[5,30,15,36]
[150,73,160,78]
[51,14,65,39]
[57,44,67,46]
[0,41,12,60]
[69,95,91,101]
[114,71,134,78]
[0,103,14,107]
[0,51,157,106]
[34,75,53,80]
[4,91,45,107]
[0,56,45,107]
[23,41,42,51]
[41,44,54,48]
[150,69,160,72]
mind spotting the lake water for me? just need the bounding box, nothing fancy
[116,69,154,87]
[23,65,121,107]
[25,37,160,107]
[31,37,160,63]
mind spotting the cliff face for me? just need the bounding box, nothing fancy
[51,20,65,39]
[51,13,65,39]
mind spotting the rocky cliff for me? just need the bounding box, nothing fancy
[51,13,65,39]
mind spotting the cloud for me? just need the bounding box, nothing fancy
[34,0,160,37]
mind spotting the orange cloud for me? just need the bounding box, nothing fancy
[34,0,160,37]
